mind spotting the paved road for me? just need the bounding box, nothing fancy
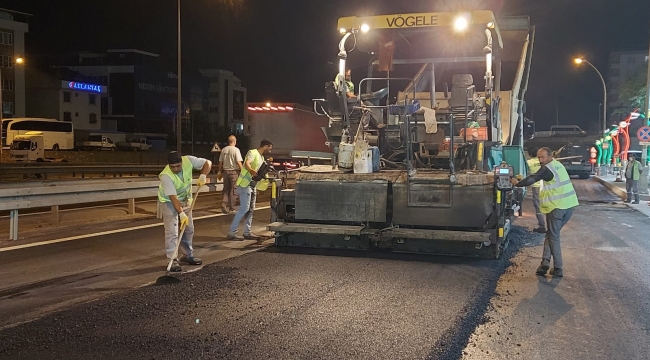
[0,209,275,329]
[462,179,650,360]
[0,179,644,360]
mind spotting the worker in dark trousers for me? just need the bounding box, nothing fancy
[217,135,243,214]
[526,147,546,233]
[511,147,579,278]
[624,153,642,204]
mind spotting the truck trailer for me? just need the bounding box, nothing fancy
[267,10,536,259]
[247,103,333,168]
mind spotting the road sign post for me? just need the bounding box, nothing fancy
[637,128,650,194]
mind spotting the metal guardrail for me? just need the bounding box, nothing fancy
[0,177,223,241]
[0,163,222,180]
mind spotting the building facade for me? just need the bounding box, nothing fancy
[199,69,247,132]
[0,8,29,117]
[25,67,106,131]
[607,50,650,152]
[60,49,208,137]
[607,50,649,117]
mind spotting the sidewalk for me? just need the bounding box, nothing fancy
[593,174,650,218]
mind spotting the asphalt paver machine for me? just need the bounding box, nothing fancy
[269,10,535,258]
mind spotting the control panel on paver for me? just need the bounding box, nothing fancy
[495,162,514,191]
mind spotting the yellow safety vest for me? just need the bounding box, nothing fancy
[527,158,542,188]
[539,159,579,214]
[334,74,354,94]
[626,160,641,181]
[236,149,263,188]
[157,156,194,203]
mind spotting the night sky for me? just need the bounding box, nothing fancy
[5,0,650,131]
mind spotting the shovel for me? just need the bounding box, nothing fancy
[156,184,204,285]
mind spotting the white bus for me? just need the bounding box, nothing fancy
[3,118,74,150]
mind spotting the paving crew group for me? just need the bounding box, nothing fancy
[156,137,273,272]
[155,139,581,277]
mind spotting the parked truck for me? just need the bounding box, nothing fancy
[117,138,152,151]
[10,132,66,162]
[76,135,116,151]
[246,103,333,169]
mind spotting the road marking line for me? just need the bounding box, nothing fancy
[0,206,271,253]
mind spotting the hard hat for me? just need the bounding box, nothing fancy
[257,179,270,191]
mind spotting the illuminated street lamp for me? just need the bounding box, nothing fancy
[0,56,26,163]
[574,57,607,136]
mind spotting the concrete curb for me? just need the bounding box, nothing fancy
[593,176,627,201]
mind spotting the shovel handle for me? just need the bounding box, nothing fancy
[166,184,204,271]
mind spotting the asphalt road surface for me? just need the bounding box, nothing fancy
[462,179,650,360]
[0,179,647,360]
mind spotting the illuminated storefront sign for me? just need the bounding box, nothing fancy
[62,81,106,94]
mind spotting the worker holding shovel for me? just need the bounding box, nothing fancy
[158,151,211,272]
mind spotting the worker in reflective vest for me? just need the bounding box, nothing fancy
[227,139,273,241]
[526,147,547,233]
[158,151,211,272]
[624,153,642,204]
[511,147,579,278]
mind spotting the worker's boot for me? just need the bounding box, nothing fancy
[550,268,563,278]
[533,227,547,234]
[536,262,549,276]
[244,233,262,240]
[169,259,182,272]
[226,232,244,241]
[180,256,202,265]
[625,193,632,203]
[633,193,640,204]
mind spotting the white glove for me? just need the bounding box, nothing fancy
[179,211,189,228]
[198,174,207,187]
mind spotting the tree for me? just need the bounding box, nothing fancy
[615,66,648,116]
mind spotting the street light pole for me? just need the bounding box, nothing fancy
[0,57,25,163]
[177,0,182,152]
[0,68,3,164]
[575,58,608,135]
[582,60,607,135]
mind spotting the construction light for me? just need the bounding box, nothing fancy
[266,102,271,107]
[487,22,495,29]
[15,57,24,65]
[360,24,370,33]
[339,28,347,34]
[454,15,469,32]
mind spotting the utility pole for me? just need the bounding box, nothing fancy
[640,43,650,194]
[176,0,182,152]
[555,97,559,126]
